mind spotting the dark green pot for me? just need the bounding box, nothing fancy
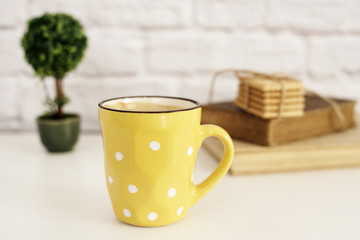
[37,114,80,152]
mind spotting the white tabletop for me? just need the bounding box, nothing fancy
[1,133,360,240]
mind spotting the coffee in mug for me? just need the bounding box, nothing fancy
[102,99,183,112]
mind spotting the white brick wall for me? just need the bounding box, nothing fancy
[195,0,265,29]
[0,0,359,131]
[29,0,192,28]
[147,30,305,73]
[76,30,144,76]
[309,36,360,78]
[0,30,31,75]
[267,0,360,32]
[0,0,27,28]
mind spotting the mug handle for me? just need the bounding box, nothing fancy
[191,124,234,206]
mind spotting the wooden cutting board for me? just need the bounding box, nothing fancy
[203,116,360,175]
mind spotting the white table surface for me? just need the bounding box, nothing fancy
[1,132,360,240]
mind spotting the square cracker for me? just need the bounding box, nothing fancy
[239,77,303,92]
[239,86,304,98]
[235,101,304,118]
[235,99,305,111]
[236,95,305,105]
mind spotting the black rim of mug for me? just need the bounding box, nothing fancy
[98,95,201,114]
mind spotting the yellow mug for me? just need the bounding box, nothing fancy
[98,96,233,227]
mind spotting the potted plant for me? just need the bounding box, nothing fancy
[21,13,87,152]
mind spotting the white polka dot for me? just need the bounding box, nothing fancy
[128,184,138,193]
[149,141,160,151]
[187,146,193,156]
[123,208,131,218]
[147,212,158,221]
[115,152,123,161]
[177,206,184,216]
[108,175,113,184]
[167,188,176,198]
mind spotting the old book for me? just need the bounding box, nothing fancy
[201,95,356,146]
[203,117,360,175]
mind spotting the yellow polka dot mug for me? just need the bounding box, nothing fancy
[98,96,234,227]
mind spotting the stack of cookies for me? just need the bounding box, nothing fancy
[234,77,305,119]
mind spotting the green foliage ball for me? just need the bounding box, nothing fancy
[21,13,87,79]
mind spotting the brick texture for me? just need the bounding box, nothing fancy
[29,0,192,28]
[0,78,21,129]
[0,0,359,130]
[148,31,305,74]
[0,30,31,75]
[196,0,265,29]
[309,36,360,78]
[0,0,27,27]
[267,0,360,32]
[76,30,143,76]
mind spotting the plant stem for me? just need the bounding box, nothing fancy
[55,78,63,116]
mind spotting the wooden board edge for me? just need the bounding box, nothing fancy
[203,134,360,176]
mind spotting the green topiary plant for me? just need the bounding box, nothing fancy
[21,13,87,118]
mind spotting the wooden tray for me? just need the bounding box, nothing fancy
[203,116,360,175]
